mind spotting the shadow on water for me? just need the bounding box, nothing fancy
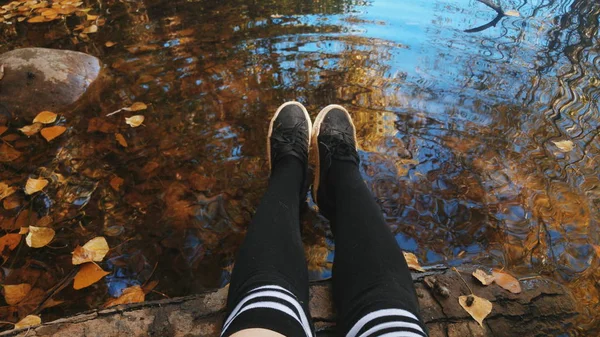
[0,0,599,333]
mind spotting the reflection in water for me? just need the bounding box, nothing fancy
[0,0,599,333]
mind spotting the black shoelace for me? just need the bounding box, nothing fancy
[271,121,309,163]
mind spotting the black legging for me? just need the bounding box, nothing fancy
[222,156,428,337]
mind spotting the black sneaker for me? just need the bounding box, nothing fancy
[311,105,359,218]
[267,101,312,199]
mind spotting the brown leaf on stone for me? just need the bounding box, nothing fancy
[24,177,48,195]
[115,133,128,147]
[18,123,43,137]
[3,283,31,305]
[0,182,16,200]
[492,270,522,294]
[25,226,55,248]
[459,294,492,327]
[32,111,57,124]
[73,263,110,290]
[72,236,109,265]
[473,269,495,286]
[40,125,66,142]
[403,252,425,272]
[14,314,41,329]
[103,285,145,308]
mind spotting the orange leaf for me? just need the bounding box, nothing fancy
[105,41,117,47]
[72,236,109,265]
[0,233,21,257]
[109,176,124,191]
[492,270,522,294]
[103,285,145,308]
[24,177,48,195]
[0,126,7,136]
[14,315,41,329]
[459,295,492,327]
[82,24,97,33]
[0,182,16,200]
[27,16,46,23]
[18,123,43,137]
[129,102,147,111]
[73,263,110,289]
[403,252,425,272]
[25,226,55,248]
[115,133,128,147]
[40,125,66,142]
[3,283,31,305]
[33,111,57,124]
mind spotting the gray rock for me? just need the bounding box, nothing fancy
[0,48,101,120]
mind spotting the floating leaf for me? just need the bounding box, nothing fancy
[24,177,48,195]
[125,115,144,128]
[73,263,110,290]
[82,24,97,33]
[504,9,520,17]
[72,236,109,265]
[33,111,57,124]
[18,123,43,137]
[473,269,495,286]
[14,315,41,329]
[103,285,145,307]
[40,125,66,142]
[403,252,425,272]
[0,233,21,257]
[115,133,128,147]
[492,270,522,293]
[552,140,574,152]
[105,41,117,47]
[459,294,492,327]
[25,226,55,248]
[4,283,31,305]
[129,102,147,111]
[0,182,16,200]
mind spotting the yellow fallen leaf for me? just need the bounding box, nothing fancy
[552,140,574,152]
[18,227,29,235]
[73,263,110,289]
[472,269,495,286]
[86,14,98,20]
[72,236,109,265]
[0,233,21,257]
[24,177,48,195]
[103,285,145,307]
[492,270,521,294]
[105,41,117,47]
[33,111,57,124]
[129,102,147,111]
[4,283,32,305]
[125,115,144,128]
[40,125,66,142]
[459,294,492,327]
[403,252,425,272]
[18,123,43,137]
[0,182,16,200]
[14,315,41,329]
[115,133,127,147]
[27,15,46,23]
[25,226,55,248]
[82,24,97,33]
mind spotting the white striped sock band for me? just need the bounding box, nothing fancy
[221,285,313,337]
[347,308,428,337]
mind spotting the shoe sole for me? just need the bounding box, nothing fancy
[310,104,358,204]
[267,101,313,172]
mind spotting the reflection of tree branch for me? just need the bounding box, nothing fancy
[464,0,505,33]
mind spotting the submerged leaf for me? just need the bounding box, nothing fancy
[14,315,41,329]
[40,125,66,142]
[18,123,43,137]
[403,252,425,272]
[473,269,495,286]
[33,111,57,124]
[492,270,522,293]
[0,233,21,257]
[24,177,49,195]
[103,285,145,307]
[459,294,492,327]
[73,263,110,289]
[115,133,128,147]
[0,182,17,200]
[4,283,32,305]
[26,226,55,248]
[72,236,109,265]
[552,140,574,152]
[125,115,144,127]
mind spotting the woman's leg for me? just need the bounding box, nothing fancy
[222,102,314,337]
[312,105,428,337]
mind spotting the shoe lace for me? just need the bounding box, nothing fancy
[272,121,308,158]
[320,130,359,163]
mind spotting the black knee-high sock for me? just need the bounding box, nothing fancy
[222,156,313,337]
[329,160,428,337]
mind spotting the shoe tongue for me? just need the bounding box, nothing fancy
[319,135,359,164]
